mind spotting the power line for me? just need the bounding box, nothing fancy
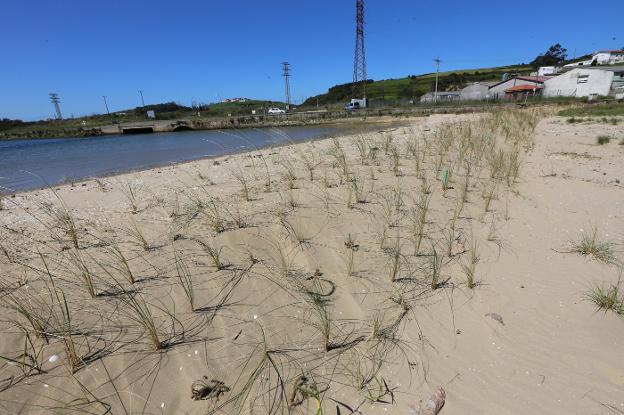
[49,92,63,120]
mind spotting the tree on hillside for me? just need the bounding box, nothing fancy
[531,44,568,67]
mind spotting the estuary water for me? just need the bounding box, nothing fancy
[0,125,345,193]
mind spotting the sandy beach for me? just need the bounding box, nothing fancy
[1,110,623,415]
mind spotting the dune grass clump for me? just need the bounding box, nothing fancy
[482,181,497,213]
[430,245,443,290]
[119,181,143,214]
[387,235,402,282]
[1,288,51,340]
[462,238,480,289]
[587,279,624,315]
[231,169,253,201]
[39,200,81,249]
[597,135,612,145]
[52,288,81,372]
[104,243,136,284]
[343,233,358,277]
[66,249,98,298]
[125,219,154,251]
[299,150,321,182]
[411,185,431,256]
[351,175,370,205]
[119,291,162,350]
[572,228,617,264]
[174,249,195,311]
[194,238,229,270]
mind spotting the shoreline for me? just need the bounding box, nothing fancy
[0,114,417,142]
[2,117,412,197]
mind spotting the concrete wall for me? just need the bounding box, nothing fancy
[460,83,490,101]
[489,79,542,99]
[420,93,460,103]
[543,69,614,98]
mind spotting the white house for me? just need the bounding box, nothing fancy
[459,82,496,101]
[488,76,550,99]
[564,50,624,68]
[543,66,624,98]
[592,50,624,65]
[538,66,560,76]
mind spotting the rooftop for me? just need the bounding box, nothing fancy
[490,76,551,89]
[505,84,544,93]
[567,65,624,72]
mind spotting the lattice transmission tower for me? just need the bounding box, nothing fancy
[49,92,63,120]
[282,62,292,107]
[353,0,367,97]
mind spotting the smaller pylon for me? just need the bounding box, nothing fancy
[49,92,63,120]
[282,62,292,107]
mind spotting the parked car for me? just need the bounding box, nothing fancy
[344,102,361,111]
[268,108,286,115]
[344,98,367,111]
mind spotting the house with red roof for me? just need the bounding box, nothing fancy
[488,76,551,99]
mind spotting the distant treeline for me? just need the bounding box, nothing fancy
[0,118,26,131]
[303,80,376,106]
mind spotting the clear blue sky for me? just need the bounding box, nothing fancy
[1,0,622,120]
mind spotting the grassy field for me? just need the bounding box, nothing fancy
[558,102,624,117]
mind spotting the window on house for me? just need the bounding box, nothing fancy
[577,75,589,84]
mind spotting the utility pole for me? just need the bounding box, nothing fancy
[138,90,145,107]
[433,57,442,104]
[49,93,63,120]
[102,95,114,124]
[282,62,292,109]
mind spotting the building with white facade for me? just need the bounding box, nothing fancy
[564,50,624,69]
[543,66,624,98]
[538,66,561,76]
[592,50,624,65]
[459,82,496,101]
[488,76,550,99]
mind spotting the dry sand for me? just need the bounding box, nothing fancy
[0,111,623,414]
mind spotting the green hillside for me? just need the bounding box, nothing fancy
[302,64,535,106]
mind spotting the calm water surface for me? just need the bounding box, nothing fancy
[0,126,344,193]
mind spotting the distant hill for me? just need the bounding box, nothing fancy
[120,100,288,119]
[303,52,602,107]
[303,64,535,106]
